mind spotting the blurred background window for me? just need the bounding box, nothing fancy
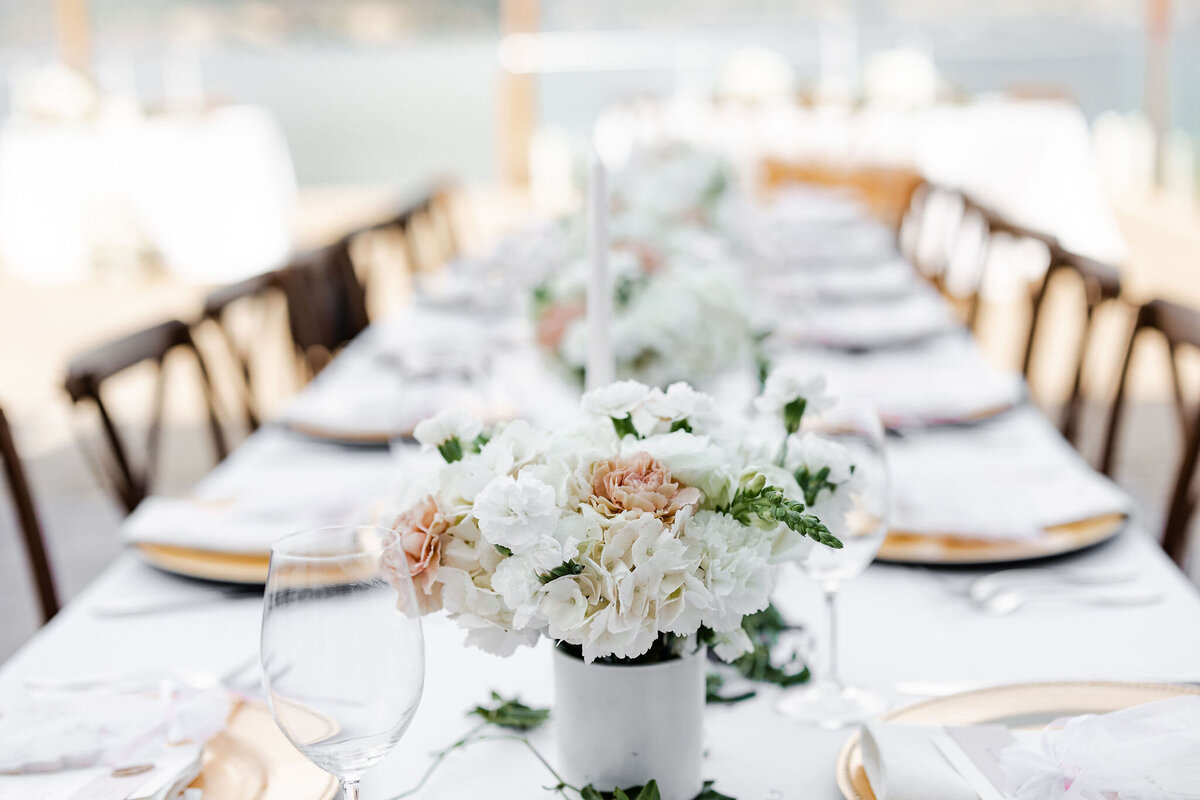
[2,1,1195,186]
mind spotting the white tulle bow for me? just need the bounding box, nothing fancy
[1001,696,1200,800]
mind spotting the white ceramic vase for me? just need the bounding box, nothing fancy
[552,646,705,800]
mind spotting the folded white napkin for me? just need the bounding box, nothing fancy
[862,697,1200,800]
[888,408,1132,540]
[755,258,917,303]
[777,284,959,350]
[283,365,479,439]
[0,685,228,799]
[861,721,985,800]
[773,336,1024,428]
[122,430,395,553]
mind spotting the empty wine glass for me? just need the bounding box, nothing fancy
[778,400,890,728]
[261,525,424,799]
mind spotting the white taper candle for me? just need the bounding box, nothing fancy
[585,149,614,390]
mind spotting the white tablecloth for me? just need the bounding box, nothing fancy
[1,196,1193,799]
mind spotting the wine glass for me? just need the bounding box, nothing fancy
[261,525,424,799]
[777,400,890,729]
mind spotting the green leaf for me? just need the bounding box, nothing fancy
[580,787,606,800]
[469,691,550,731]
[719,475,843,550]
[612,790,632,800]
[436,437,464,463]
[537,560,585,584]
[473,432,491,452]
[782,397,807,435]
[706,672,756,705]
[634,782,660,800]
[669,418,693,433]
[696,781,737,800]
[611,415,638,439]
[493,544,512,557]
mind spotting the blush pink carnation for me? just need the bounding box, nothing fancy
[385,495,448,614]
[588,452,701,522]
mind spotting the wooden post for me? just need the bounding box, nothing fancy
[53,0,92,75]
[1144,0,1172,151]
[498,0,539,186]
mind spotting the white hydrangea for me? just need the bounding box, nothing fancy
[682,510,773,632]
[413,408,484,449]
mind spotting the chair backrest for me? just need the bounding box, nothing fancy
[760,161,925,232]
[1024,246,1122,443]
[0,406,59,622]
[900,181,964,287]
[64,319,228,514]
[962,198,1059,332]
[1100,298,1200,566]
[274,237,369,376]
[202,270,282,431]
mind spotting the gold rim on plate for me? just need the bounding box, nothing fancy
[284,420,408,446]
[135,543,271,585]
[879,512,1126,565]
[835,680,1200,800]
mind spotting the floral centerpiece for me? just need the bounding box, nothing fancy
[607,143,739,241]
[388,375,848,798]
[531,248,756,389]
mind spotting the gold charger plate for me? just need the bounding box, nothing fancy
[136,543,271,585]
[879,512,1126,565]
[195,701,338,800]
[284,420,406,447]
[836,680,1200,800]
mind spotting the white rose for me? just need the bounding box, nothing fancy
[414,408,484,449]
[581,380,651,420]
[473,473,559,554]
[754,367,834,419]
[785,432,854,485]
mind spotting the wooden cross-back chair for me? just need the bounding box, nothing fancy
[900,180,964,288]
[366,181,464,275]
[201,270,283,433]
[1024,246,1122,444]
[275,236,369,377]
[0,406,59,622]
[64,320,228,514]
[961,198,1059,333]
[1101,298,1200,567]
[760,160,926,233]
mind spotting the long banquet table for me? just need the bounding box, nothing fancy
[4,206,1200,799]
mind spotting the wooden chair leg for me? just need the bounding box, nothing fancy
[1061,305,1097,446]
[1099,316,1143,477]
[1162,408,1200,566]
[0,410,60,622]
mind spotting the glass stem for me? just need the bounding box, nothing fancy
[341,779,361,800]
[821,585,841,689]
